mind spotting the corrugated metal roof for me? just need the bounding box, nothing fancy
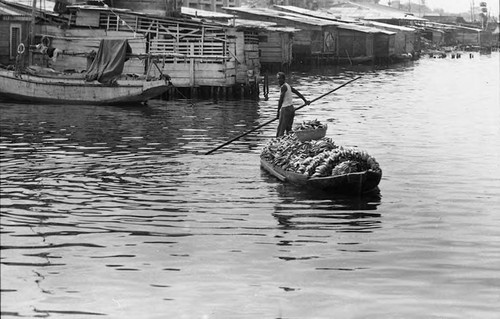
[181,7,233,19]
[274,5,357,23]
[0,6,24,16]
[0,1,30,16]
[274,5,397,34]
[223,7,337,27]
[66,5,131,12]
[422,20,482,32]
[452,25,483,32]
[328,2,427,21]
[361,20,416,32]
[233,18,277,28]
[231,18,299,33]
[2,0,56,13]
[342,23,395,34]
[224,6,394,34]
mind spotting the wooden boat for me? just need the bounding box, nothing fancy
[260,157,382,195]
[0,67,170,105]
[1,6,169,106]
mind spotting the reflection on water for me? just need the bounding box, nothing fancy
[271,181,382,232]
[1,53,499,318]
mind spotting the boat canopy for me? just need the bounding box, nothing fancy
[85,39,131,84]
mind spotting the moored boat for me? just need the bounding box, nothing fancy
[0,67,170,105]
[260,133,382,195]
[1,32,170,105]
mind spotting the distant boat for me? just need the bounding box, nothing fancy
[0,67,170,105]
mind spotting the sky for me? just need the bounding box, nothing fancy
[380,0,499,16]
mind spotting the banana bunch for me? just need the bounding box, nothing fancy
[260,135,381,178]
[299,151,331,176]
[331,160,358,176]
[294,119,326,131]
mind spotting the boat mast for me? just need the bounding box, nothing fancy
[30,0,37,65]
[470,0,475,22]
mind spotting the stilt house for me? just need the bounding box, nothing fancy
[181,8,296,72]
[275,5,406,62]
[230,19,296,72]
[361,20,417,59]
[1,0,262,99]
[224,6,386,65]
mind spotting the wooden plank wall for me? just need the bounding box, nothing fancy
[281,33,293,65]
[366,33,374,57]
[112,0,181,16]
[292,30,313,56]
[159,62,228,87]
[457,31,480,45]
[393,32,406,55]
[35,27,146,74]
[432,31,444,45]
[259,32,284,64]
[388,36,396,56]
[0,22,13,65]
[244,30,260,79]
[373,33,390,58]
[338,30,373,58]
[228,29,260,85]
[405,31,415,54]
[480,31,493,47]
[310,30,323,54]
[28,8,244,89]
[0,20,30,65]
[259,31,293,71]
[92,9,238,87]
[230,28,246,84]
[75,11,100,27]
[373,33,395,58]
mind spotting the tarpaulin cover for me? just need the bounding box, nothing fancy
[85,39,131,84]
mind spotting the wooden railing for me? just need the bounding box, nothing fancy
[149,39,228,61]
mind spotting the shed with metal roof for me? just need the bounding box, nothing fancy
[276,5,418,60]
[223,6,383,65]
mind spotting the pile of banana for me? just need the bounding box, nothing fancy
[261,135,381,178]
[293,119,326,131]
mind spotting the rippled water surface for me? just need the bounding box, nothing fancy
[1,53,499,319]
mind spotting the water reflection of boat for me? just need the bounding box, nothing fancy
[260,157,382,196]
[268,178,381,203]
[271,182,382,232]
[272,210,382,232]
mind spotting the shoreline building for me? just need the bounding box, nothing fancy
[0,0,263,99]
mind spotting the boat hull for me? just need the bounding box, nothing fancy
[0,69,169,105]
[261,158,381,195]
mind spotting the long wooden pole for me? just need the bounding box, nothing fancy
[204,76,361,155]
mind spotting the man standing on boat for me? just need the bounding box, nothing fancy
[276,72,310,137]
